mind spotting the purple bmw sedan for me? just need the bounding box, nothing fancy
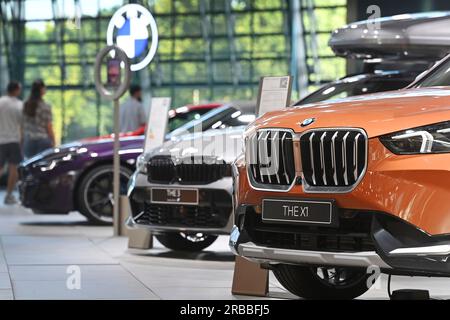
[19,136,144,224]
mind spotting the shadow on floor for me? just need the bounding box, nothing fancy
[131,249,235,262]
[20,220,109,227]
[267,291,298,300]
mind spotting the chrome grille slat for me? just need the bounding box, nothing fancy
[342,132,350,186]
[280,132,290,183]
[309,133,316,185]
[271,131,281,184]
[354,133,361,180]
[250,134,258,178]
[257,131,267,183]
[331,131,338,185]
[262,131,271,183]
[320,132,327,185]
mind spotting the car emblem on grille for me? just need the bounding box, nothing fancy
[300,118,315,127]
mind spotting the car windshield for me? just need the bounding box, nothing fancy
[168,105,255,138]
[414,56,450,88]
[296,75,412,105]
[168,109,211,132]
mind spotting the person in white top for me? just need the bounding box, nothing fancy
[0,81,23,205]
[119,84,147,133]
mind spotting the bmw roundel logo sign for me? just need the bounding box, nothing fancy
[107,4,159,71]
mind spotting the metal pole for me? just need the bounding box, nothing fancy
[290,0,309,98]
[94,45,130,236]
[113,98,120,236]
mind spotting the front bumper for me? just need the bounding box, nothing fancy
[19,170,76,214]
[230,227,391,269]
[231,204,450,276]
[127,171,234,235]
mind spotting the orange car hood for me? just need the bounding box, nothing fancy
[250,87,450,138]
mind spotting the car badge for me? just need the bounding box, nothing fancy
[300,118,316,127]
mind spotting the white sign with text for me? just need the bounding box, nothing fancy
[257,76,293,116]
[144,97,172,152]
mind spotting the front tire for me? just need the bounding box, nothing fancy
[155,233,218,252]
[77,164,132,225]
[273,264,374,300]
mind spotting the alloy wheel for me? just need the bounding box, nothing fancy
[83,168,130,223]
[314,267,366,288]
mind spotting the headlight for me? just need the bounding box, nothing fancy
[380,121,450,154]
[136,154,147,174]
[33,147,87,171]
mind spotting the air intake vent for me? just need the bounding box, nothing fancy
[147,155,230,185]
[147,156,176,183]
[176,156,230,184]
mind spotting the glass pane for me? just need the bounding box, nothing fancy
[2,0,346,143]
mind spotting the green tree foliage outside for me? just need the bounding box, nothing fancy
[17,0,346,144]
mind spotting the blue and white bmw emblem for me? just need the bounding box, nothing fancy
[301,118,316,127]
[107,4,159,71]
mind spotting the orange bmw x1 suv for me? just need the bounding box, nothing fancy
[230,55,450,299]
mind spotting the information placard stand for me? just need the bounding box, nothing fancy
[232,256,269,297]
[143,97,172,153]
[127,97,172,250]
[231,75,293,297]
[256,76,293,115]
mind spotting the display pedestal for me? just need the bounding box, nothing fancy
[118,196,154,249]
[231,256,268,297]
[128,229,153,249]
[117,196,131,236]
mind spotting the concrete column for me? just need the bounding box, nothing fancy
[289,0,309,99]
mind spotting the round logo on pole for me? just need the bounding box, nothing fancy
[94,45,131,101]
[107,4,159,72]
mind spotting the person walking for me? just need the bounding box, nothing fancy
[0,81,23,205]
[23,80,56,158]
[120,84,146,133]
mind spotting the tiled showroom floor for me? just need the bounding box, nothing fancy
[0,190,450,300]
